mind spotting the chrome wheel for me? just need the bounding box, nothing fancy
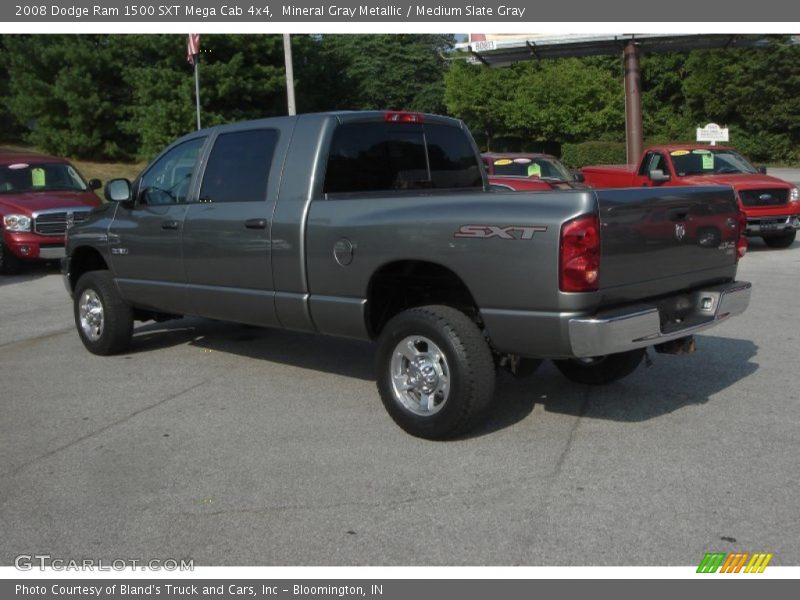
[389,335,451,416]
[78,289,104,342]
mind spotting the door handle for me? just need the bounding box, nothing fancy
[161,220,180,230]
[668,208,690,222]
[244,218,267,229]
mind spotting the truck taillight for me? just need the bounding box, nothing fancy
[384,111,424,123]
[560,214,601,293]
[736,210,748,261]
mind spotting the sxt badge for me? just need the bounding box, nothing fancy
[454,224,547,240]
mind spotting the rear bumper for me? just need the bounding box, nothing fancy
[568,281,751,357]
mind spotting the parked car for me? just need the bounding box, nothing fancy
[482,152,586,189]
[63,112,750,439]
[0,152,102,274]
[581,145,800,248]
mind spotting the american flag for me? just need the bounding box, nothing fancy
[187,34,200,66]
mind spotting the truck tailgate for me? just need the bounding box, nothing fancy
[597,186,740,300]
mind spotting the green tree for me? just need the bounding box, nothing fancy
[319,34,454,113]
[444,60,517,150]
[4,35,132,159]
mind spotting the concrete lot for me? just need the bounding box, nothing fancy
[1,238,798,566]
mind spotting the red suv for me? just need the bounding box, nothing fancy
[1,152,102,274]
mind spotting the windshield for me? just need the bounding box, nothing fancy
[489,156,573,181]
[670,149,758,177]
[0,162,89,194]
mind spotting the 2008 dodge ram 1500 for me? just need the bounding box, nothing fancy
[63,111,752,439]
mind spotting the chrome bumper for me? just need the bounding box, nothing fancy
[746,215,800,234]
[39,246,66,260]
[569,281,751,358]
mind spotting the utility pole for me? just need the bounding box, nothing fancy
[283,33,297,116]
[623,41,643,164]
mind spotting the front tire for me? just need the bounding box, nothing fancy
[376,305,495,440]
[0,243,22,275]
[762,230,796,248]
[553,349,645,385]
[74,270,133,355]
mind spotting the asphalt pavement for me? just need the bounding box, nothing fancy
[1,239,798,566]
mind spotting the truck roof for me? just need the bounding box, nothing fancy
[0,151,71,166]
[647,144,734,154]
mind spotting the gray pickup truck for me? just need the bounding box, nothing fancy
[63,111,751,439]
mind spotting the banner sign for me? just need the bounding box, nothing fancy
[3,0,800,22]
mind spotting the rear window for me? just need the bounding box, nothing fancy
[323,122,482,194]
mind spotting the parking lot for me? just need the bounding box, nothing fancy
[1,233,799,566]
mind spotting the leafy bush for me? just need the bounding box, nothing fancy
[561,141,628,168]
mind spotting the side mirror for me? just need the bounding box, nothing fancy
[758,166,767,175]
[104,178,132,203]
[649,169,671,183]
[573,171,585,183]
[88,178,102,191]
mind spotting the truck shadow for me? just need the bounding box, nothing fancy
[473,335,759,436]
[131,320,758,437]
[130,318,375,381]
[0,262,59,287]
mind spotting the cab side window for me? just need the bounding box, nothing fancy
[139,138,205,205]
[639,152,667,176]
[199,129,279,203]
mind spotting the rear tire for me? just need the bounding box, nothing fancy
[0,243,22,275]
[376,305,495,440]
[762,230,796,248]
[74,270,133,355]
[553,349,645,385]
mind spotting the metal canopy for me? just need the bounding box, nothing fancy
[456,34,777,68]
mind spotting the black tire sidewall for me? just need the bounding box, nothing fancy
[73,271,132,355]
[762,230,796,248]
[376,307,492,439]
[0,242,22,275]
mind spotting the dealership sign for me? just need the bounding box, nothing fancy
[697,123,729,145]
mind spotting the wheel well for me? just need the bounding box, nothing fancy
[366,261,479,337]
[69,246,109,291]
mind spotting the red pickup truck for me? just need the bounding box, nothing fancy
[581,145,800,248]
[1,152,102,274]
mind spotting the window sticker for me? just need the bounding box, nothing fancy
[702,153,714,170]
[8,163,29,170]
[512,158,532,164]
[31,167,46,186]
[670,150,690,156]
[692,149,711,154]
[527,163,542,177]
[494,159,513,166]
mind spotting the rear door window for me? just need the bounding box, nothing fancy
[200,129,279,203]
[324,122,482,195]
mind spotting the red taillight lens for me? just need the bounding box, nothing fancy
[736,210,748,261]
[560,214,601,292]
[384,111,424,123]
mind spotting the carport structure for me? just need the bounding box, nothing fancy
[456,34,778,163]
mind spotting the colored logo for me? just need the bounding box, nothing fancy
[697,552,773,573]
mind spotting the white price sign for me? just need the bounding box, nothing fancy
[696,123,729,143]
